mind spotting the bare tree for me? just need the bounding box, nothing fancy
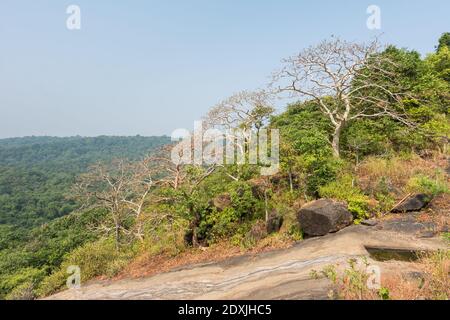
[205,90,275,132]
[272,37,414,157]
[73,157,159,249]
[73,160,131,251]
[151,144,218,247]
[120,157,158,242]
[204,90,275,180]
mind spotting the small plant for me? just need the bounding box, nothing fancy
[378,287,390,300]
[311,257,383,300]
[286,224,303,241]
[442,232,450,243]
[407,173,449,197]
[374,193,396,215]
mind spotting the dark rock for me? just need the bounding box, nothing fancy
[391,193,432,213]
[381,214,437,235]
[298,199,353,236]
[266,209,284,234]
[210,193,232,211]
[361,219,378,227]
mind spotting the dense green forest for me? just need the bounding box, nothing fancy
[0,34,448,300]
[0,136,169,299]
[0,136,170,227]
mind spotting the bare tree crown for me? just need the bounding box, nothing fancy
[272,37,413,156]
[205,90,274,131]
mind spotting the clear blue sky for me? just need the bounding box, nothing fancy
[0,0,449,138]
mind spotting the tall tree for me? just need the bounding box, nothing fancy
[205,91,274,133]
[204,90,275,180]
[272,37,413,157]
[437,32,450,52]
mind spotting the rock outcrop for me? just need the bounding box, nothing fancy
[298,199,353,236]
[391,193,432,213]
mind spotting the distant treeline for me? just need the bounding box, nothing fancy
[0,136,170,227]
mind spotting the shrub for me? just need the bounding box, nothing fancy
[443,233,450,243]
[37,238,136,297]
[286,224,303,241]
[304,156,344,196]
[407,174,449,197]
[319,175,371,222]
[5,281,36,300]
[311,257,389,300]
[35,269,67,298]
[0,267,46,300]
[204,207,242,242]
[201,181,263,244]
[228,181,260,219]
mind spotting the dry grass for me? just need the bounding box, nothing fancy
[357,154,446,197]
[383,250,450,300]
[423,193,450,231]
[313,249,449,300]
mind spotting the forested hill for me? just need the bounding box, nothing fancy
[0,136,170,228]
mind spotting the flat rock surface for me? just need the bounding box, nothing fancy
[47,216,447,300]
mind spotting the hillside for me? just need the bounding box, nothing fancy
[0,135,170,299]
[0,136,170,227]
[1,34,449,301]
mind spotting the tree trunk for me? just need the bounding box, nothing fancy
[264,189,269,223]
[188,202,201,247]
[114,222,120,252]
[288,169,293,192]
[331,123,344,158]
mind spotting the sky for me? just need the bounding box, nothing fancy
[0,0,449,138]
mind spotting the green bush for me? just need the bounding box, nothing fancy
[0,267,46,300]
[204,207,242,242]
[228,181,260,218]
[200,181,263,244]
[5,281,36,300]
[230,220,267,249]
[35,269,67,298]
[407,174,449,196]
[305,156,344,196]
[319,175,371,222]
[37,238,136,297]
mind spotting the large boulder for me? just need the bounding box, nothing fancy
[391,194,432,213]
[266,209,284,234]
[298,199,353,236]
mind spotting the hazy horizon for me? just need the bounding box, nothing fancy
[1,0,449,139]
[0,134,171,140]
